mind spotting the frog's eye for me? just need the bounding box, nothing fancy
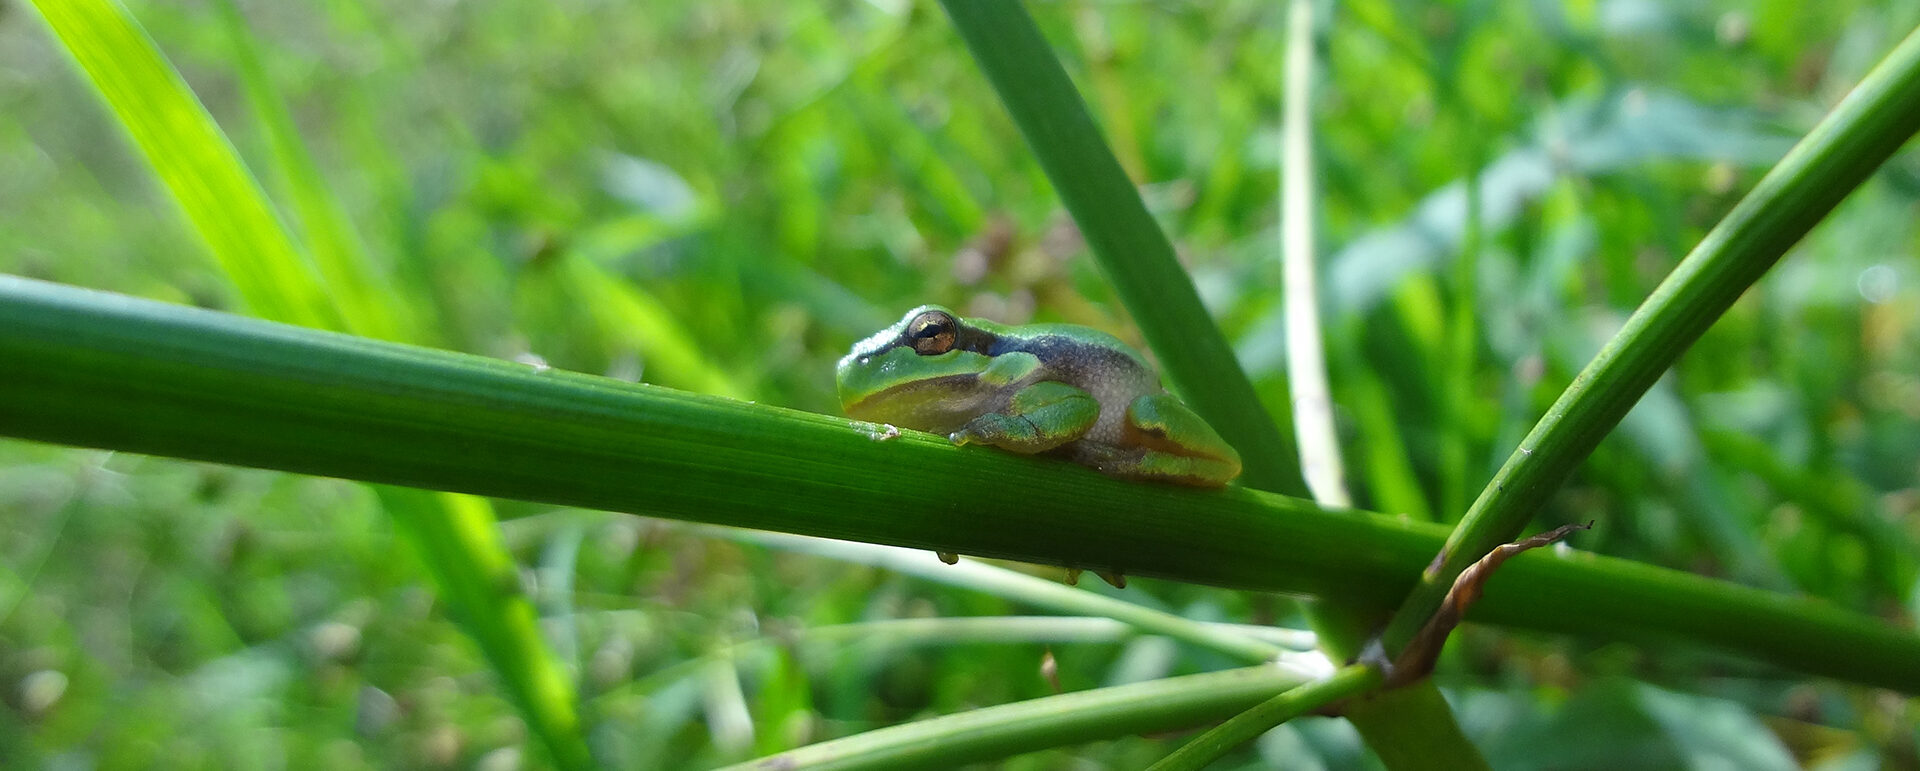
[906,310,957,355]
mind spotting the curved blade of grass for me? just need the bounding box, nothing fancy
[935,0,1306,496]
[28,0,337,330]
[701,528,1288,664]
[1380,23,1920,656]
[209,0,415,344]
[562,256,753,400]
[1343,367,1433,520]
[26,4,592,766]
[713,664,1320,771]
[596,615,1318,713]
[1278,0,1349,509]
[4,276,1920,694]
[1438,132,1485,524]
[1149,664,1380,771]
[380,488,590,769]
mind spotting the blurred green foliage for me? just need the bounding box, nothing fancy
[2,0,1918,767]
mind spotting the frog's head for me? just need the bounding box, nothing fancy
[836,305,1016,433]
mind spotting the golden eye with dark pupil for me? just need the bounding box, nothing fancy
[907,310,957,355]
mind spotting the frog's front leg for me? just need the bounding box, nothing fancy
[949,381,1100,454]
[1072,393,1243,486]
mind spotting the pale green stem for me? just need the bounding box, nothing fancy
[1282,0,1350,509]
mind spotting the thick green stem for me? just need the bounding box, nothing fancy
[4,276,1920,694]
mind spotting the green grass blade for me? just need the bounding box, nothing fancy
[1438,145,1484,523]
[1344,368,1434,520]
[210,0,416,343]
[1149,665,1381,771]
[4,276,1919,694]
[714,665,1313,771]
[28,0,337,329]
[595,615,1314,712]
[380,488,594,770]
[935,0,1306,496]
[563,257,753,400]
[699,529,1288,664]
[1279,0,1349,508]
[1381,22,1920,656]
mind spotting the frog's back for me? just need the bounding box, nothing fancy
[990,324,1152,382]
[989,326,1163,441]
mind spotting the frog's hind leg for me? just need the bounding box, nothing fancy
[1070,394,1245,486]
[950,381,1100,454]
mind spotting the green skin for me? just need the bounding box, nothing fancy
[836,305,1242,487]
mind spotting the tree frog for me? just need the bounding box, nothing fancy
[837,305,1242,487]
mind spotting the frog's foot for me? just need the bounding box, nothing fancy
[936,551,959,565]
[1062,567,1124,588]
[1064,443,1242,488]
[950,381,1099,454]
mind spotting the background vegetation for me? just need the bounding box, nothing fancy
[2,0,1918,767]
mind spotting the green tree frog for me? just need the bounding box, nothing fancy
[837,305,1243,487]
